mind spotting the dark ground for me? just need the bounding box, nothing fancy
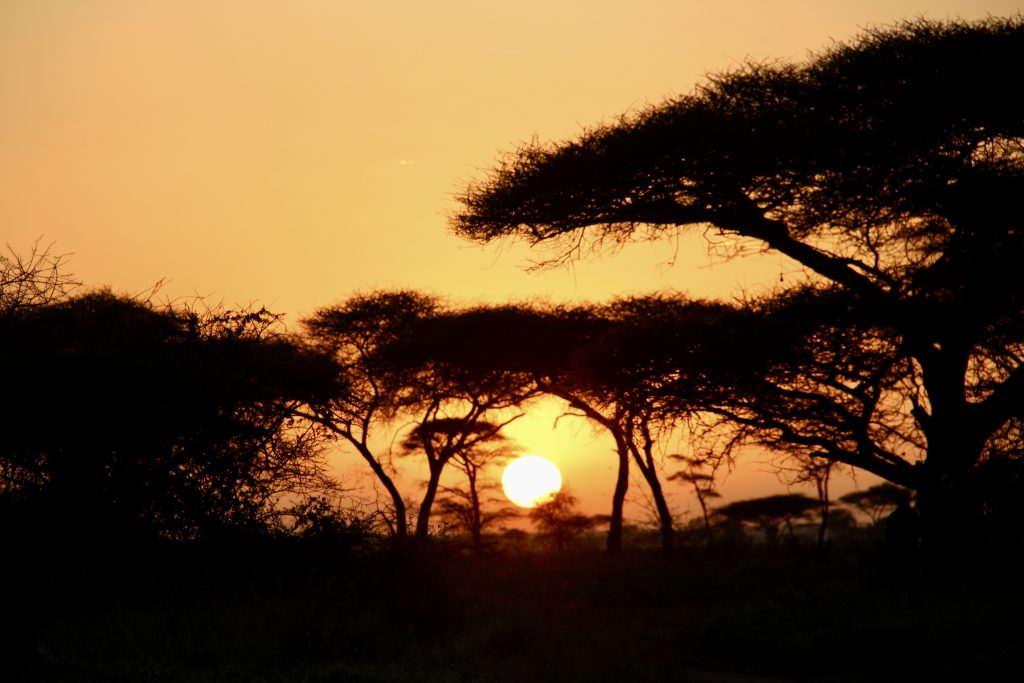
[3,530,1021,682]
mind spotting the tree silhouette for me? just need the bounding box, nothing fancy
[431,431,520,552]
[400,417,521,542]
[840,483,913,526]
[528,489,594,551]
[452,18,1024,548]
[0,291,340,542]
[668,455,721,544]
[305,292,543,540]
[301,291,439,537]
[715,494,821,544]
[411,297,748,558]
[407,302,639,554]
[579,295,750,558]
[0,239,79,311]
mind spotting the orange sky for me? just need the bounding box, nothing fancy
[3,0,1020,523]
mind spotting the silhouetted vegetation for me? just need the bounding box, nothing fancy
[8,529,1023,682]
[4,15,1024,681]
[426,425,521,553]
[715,494,821,544]
[399,418,522,543]
[0,239,79,311]
[453,17,1024,553]
[841,483,914,525]
[668,455,721,544]
[0,291,342,544]
[300,291,440,537]
[527,489,595,551]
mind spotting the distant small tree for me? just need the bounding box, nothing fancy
[715,494,820,544]
[778,455,840,556]
[529,489,595,551]
[400,417,522,542]
[668,455,721,544]
[840,483,913,526]
[433,437,520,552]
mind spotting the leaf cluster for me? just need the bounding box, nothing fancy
[0,290,341,541]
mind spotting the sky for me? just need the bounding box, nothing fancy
[3,0,1021,523]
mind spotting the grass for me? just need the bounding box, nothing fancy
[5,532,1021,682]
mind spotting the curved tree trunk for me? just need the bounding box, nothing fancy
[325,423,408,538]
[416,464,443,541]
[552,388,630,557]
[296,412,410,538]
[365,452,408,538]
[638,461,675,560]
[631,422,675,560]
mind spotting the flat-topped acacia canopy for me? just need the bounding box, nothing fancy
[452,18,1024,546]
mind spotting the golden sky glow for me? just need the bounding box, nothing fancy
[3,0,1020,520]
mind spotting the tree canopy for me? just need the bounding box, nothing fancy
[301,291,441,536]
[0,291,340,542]
[453,18,1023,299]
[452,18,1024,545]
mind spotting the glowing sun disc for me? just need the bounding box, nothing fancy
[502,455,562,508]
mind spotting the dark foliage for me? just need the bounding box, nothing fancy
[841,483,914,525]
[715,493,821,543]
[452,18,1024,547]
[0,239,79,311]
[303,292,537,539]
[301,290,442,537]
[0,291,341,542]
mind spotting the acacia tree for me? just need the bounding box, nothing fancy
[428,429,520,552]
[715,494,821,544]
[452,18,1024,546]
[390,311,543,540]
[698,287,927,543]
[301,291,439,537]
[417,297,748,558]
[840,483,913,526]
[399,416,522,541]
[668,455,721,544]
[529,489,595,551]
[583,295,753,558]
[407,302,635,554]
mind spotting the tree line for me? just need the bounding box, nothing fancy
[2,18,1022,562]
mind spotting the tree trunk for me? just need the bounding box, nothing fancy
[647,472,675,560]
[416,465,443,541]
[355,443,408,537]
[468,467,483,553]
[913,337,987,556]
[606,441,629,557]
[917,405,987,559]
[916,468,985,560]
[815,466,831,559]
[550,388,630,557]
[696,487,714,545]
[630,443,674,560]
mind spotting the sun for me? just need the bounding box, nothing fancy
[502,455,562,508]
